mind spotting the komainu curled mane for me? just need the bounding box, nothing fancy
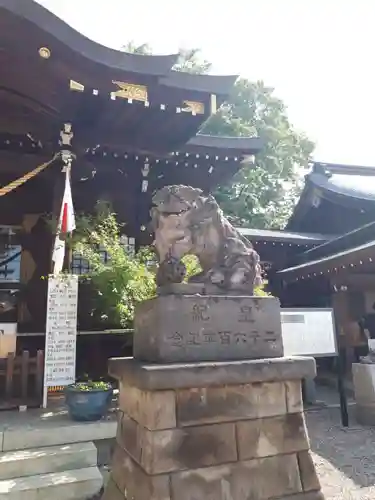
[150,185,262,294]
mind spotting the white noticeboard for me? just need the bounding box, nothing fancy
[281,308,338,358]
[43,275,78,406]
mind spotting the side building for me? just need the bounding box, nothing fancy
[274,162,375,372]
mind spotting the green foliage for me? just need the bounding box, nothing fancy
[123,43,314,229]
[254,283,271,297]
[182,254,202,278]
[121,41,153,55]
[203,79,314,228]
[72,202,155,327]
[67,380,112,392]
[70,204,203,327]
[121,42,211,74]
[173,48,212,74]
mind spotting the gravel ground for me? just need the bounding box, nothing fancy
[307,389,375,500]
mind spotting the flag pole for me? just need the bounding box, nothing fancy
[44,142,75,408]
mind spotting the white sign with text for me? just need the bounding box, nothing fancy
[43,275,78,390]
[281,308,337,358]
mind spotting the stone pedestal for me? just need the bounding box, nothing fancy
[103,295,324,499]
[353,362,375,425]
[103,357,323,500]
[134,295,283,362]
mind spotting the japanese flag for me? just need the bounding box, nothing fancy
[52,169,76,274]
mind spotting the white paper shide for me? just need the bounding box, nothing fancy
[44,275,78,387]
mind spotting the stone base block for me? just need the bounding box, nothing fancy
[134,294,283,362]
[353,363,375,405]
[107,446,322,500]
[110,445,170,499]
[276,494,325,500]
[101,477,123,500]
[356,404,375,426]
[352,362,375,426]
[103,356,324,499]
[110,356,317,392]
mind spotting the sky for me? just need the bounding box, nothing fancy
[37,0,375,166]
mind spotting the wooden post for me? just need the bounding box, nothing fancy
[330,290,349,427]
[21,350,29,400]
[36,349,44,399]
[50,162,66,274]
[5,352,14,399]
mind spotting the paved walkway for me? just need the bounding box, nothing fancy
[308,386,375,499]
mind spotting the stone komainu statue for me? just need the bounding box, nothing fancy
[150,185,262,294]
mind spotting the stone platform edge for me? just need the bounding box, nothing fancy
[271,493,325,500]
[109,356,316,390]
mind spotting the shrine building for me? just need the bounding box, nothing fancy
[0,0,261,343]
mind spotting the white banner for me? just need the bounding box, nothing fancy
[43,275,78,393]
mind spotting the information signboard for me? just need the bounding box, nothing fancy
[281,308,337,358]
[43,275,78,405]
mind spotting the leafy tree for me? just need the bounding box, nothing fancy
[122,42,211,74]
[121,41,152,55]
[173,48,212,74]
[203,80,314,228]
[122,44,314,229]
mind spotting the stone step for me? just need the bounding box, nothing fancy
[0,466,103,500]
[1,416,116,452]
[0,442,98,480]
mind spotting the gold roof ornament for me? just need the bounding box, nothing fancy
[111,81,148,102]
[38,47,51,59]
[69,80,85,92]
[181,101,205,115]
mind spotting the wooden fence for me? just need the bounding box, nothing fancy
[0,350,44,410]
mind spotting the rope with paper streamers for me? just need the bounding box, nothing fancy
[0,153,60,197]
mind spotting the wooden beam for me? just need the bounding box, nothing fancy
[0,152,52,173]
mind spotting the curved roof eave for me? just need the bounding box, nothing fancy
[237,228,331,244]
[186,135,262,154]
[0,0,178,75]
[296,220,375,264]
[160,72,238,96]
[277,238,375,279]
[308,172,375,203]
[285,182,312,230]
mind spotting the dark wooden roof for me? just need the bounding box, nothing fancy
[0,134,262,238]
[287,162,375,231]
[0,0,240,154]
[0,133,261,171]
[277,238,375,281]
[309,162,375,202]
[0,0,264,240]
[293,220,375,265]
[238,228,331,245]
[278,219,375,281]
[185,135,262,155]
[0,0,178,75]
[160,72,238,96]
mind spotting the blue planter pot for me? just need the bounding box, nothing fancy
[64,386,113,422]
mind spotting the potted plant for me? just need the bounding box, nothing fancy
[64,380,113,421]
